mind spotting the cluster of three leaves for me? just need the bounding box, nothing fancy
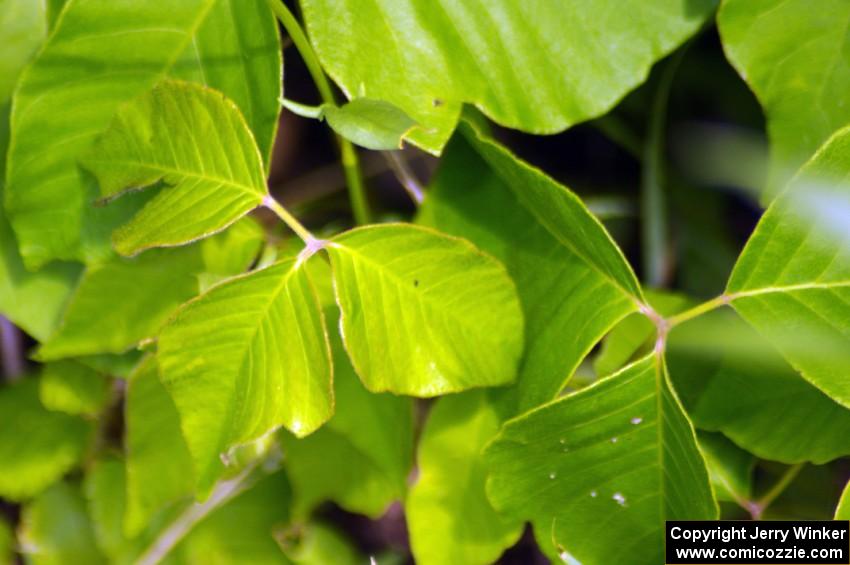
[85,80,524,496]
[420,120,850,563]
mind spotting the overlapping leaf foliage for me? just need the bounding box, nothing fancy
[301,0,716,153]
[3,0,850,563]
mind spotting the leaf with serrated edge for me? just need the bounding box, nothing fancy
[301,0,714,154]
[726,125,850,408]
[407,390,522,565]
[327,223,523,396]
[484,354,716,563]
[83,80,267,256]
[158,257,333,495]
[5,0,281,267]
[718,0,850,198]
[418,128,638,409]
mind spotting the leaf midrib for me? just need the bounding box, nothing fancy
[84,157,265,200]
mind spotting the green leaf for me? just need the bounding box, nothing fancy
[418,128,638,409]
[327,223,523,396]
[407,391,522,565]
[19,481,106,565]
[277,523,360,565]
[301,0,715,154]
[83,458,135,562]
[5,0,280,267]
[158,258,333,495]
[0,518,11,565]
[84,80,268,256]
[124,356,194,537]
[0,214,81,341]
[39,361,110,417]
[170,471,292,565]
[322,98,417,150]
[0,378,91,501]
[282,332,413,518]
[198,216,265,290]
[726,126,850,408]
[668,308,850,464]
[594,290,691,377]
[698,432,754,505]
[484,354,716,563]
[836,480,850,519]
[37,246,204,360]
[718,0,850,197]
[0,0,80,343]
[172,0,282,168]
[0,0,46,101]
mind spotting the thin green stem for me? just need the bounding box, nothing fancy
[641,49,685,288]
[279,97,324,119]
[266,0,333,103]
[267,0,371,224]
[749,463,804,520]
[666,294,730,328]
[340,140,370,224]
[263,195,317,244]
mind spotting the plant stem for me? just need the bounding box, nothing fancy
[267,0,371,224]
[0,316,24,380]
[384,151,425,204]
[263,195,320,246]
[135,463,259,565]
[641,50,684,288]
[666,294,730,328]
[749,463,805,520]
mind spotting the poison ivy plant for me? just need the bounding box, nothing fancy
[3,1,850,563]
[725,125,850,407]
[301,0,716,153]
[5,0,281,267]
[407,391,523,565]
[486,355,717,562]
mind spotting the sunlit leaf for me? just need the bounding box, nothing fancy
[282,332,412,518]
[407,391,522,565]
[277,522,360,565]
[84,80,267,256]
[39,361,110,417]
[726,125,850,408]
[419,126,639,409]
[485,355,716,562]
[5,0,280,267]
[0,379,91,501]
[158,258,333,495]
[328,223,523,396]
[718,0,850,197]
[302,0,715,153]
